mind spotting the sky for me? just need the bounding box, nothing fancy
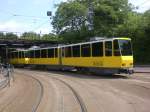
[0,0,150,36]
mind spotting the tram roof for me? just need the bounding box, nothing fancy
[60,37,131,47]
[11,37,131,52]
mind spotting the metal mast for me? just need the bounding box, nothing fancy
[87,0,94,31]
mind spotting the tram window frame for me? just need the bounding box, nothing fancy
[81,44,91,57]
[55,48,58,58]
[92,42,103,57]
[113,40,121,56]
[72,45,80,57]
[105,41,112,56]
[41,49,47,58]
[48,48,54,58]
[65,46,72,57]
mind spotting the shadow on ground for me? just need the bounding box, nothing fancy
[45,70,129,80]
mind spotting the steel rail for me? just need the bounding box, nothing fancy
[48,76,88,112]
[0,79,9,90]
[22,74,44,112]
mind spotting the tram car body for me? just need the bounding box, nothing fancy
[9,37,134,74]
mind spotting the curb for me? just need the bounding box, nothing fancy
[135,65,150,67]
[134,71,150,73]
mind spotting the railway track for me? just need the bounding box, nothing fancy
[0,78,9,90]
[21,74,44,112]
[2,69,150,112]
[51,76,88,112]
[27,70,88,112]
[0,72,44,112]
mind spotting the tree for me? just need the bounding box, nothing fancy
[21,32,40,40]
[5,33,18,39]
[52,0,150,64]
[52,1,88,43]
[52,0,132,42]
[0,32,5,39]
[93,0,132,37]
[133,10,150,63]
[42,33,60,41]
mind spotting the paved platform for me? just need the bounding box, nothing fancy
[0,73,7,85]
[134,67,150,73]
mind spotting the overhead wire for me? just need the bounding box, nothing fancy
[0,30,48,35]
[138,0,150,6]
[0,9,47,20]
[31,20,50,32]
[0,0,55,34]
[136,0,150,8]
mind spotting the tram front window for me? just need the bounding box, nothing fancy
[118,40,132,56]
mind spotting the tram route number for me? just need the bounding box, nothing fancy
[93,61,103,67]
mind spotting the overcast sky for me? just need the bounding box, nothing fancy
[0,0,149,35]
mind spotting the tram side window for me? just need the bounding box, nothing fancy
[92,42,103,57]
[81,44,91,57]
[10,53,12,58]
[48,49,54,58]
[22,51,25,58]
[19,51,22,58]
[8,53,11,59]
[114,40,121,56]
[35,50,40,58]
[30,50,35,58]
[105,41,112,56]
[25,51,29,58]
[65,47,72,57]
[13,52,15,58]
[41,49,47,58]
[61,47,65,57]
[72,45,80,57]
[14,52,18,58]
[55,48,58,58]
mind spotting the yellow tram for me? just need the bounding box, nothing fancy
[9,37,134,74]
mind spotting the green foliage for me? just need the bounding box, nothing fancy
[52,1,87,33]
[0,32,5,38]
[93,0,131,37]
[0,32,18,39]
[5,33,18,39]
[52,0,150,63]
[133,10,150,63]
[20,32,40,40]
[42,33,60,41]
[52,0,132,42]
[52,1,89,43]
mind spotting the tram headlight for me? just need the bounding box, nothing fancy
[25,58,29,61]
[122,63,126,66]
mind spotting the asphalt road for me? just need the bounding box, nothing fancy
[0,68,150,112]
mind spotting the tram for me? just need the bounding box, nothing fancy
[9,37,134,74]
